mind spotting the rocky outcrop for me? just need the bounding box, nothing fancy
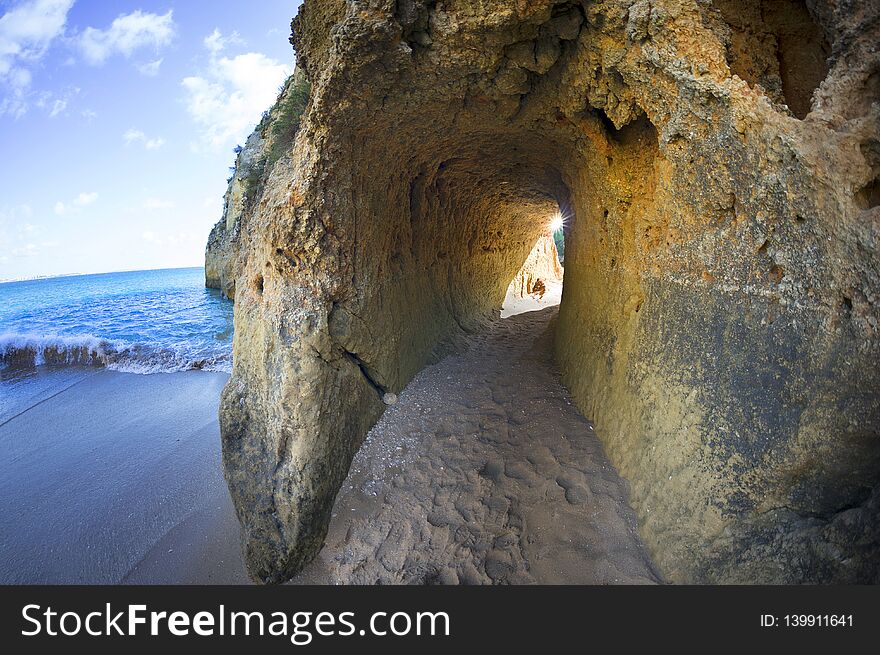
[212,0,880,584]
[205,129,265,299]
[205,71,309,299]
[508,232,564,298]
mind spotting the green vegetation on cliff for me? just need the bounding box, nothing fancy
[268,75,311,167]
[243,74,311,208]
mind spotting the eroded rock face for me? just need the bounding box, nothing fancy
[211,0,880,583]
[205,129,265,299]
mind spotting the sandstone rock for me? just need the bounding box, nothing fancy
[205,129,263,300]
[209,0,880,584]
[205,71,308,300]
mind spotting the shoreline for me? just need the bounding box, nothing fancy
[0,367,240,584]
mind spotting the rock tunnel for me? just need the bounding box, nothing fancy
[205,0,880,584]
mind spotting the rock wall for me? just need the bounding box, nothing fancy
[206,71,309,299]
[211,0,880,583]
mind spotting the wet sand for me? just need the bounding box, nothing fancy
[122,480,247,584]
[0,369,239,583]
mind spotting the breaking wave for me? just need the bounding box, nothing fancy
[0,333,232,375]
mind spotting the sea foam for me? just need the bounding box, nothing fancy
[0,268,234,375]
[0,332,231,374]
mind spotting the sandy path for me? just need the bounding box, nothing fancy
[293,304,661,584]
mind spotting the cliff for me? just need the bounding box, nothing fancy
[205,70,310,299]
[209,0,880,584]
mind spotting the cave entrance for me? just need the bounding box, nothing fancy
[216,0,880,587]
[551,212,565,264]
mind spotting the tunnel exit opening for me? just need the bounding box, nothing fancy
[502,207,567,319]
[550,211,565,264]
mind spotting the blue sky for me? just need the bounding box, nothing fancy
[0,0,304,280]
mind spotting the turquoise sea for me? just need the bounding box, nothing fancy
[0,267,233,375]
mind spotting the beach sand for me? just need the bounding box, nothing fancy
[288,302,660,584]
[0,368,248,584]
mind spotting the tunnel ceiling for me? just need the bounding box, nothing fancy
[205,0,880,584]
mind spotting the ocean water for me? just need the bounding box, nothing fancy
[0,267,233,375]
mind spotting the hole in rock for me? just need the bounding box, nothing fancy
[768,264,784,285]
[859,178,880,210]
[717,0,830,119]
[858,140,880,209]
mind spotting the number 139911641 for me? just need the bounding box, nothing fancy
[760,614,853,628]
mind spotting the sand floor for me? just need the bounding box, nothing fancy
[289,300,661,584]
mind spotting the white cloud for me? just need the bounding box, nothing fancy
[123,128,144,144]
[78,10,174,65]
[2,5,173,117]
[54,191,97,215]
[143,197,174,210]
[137,57,163,76]
[0,0,73,74]
[203,29,243,56]
[123,128,165,150]
[48,97,65,117]
[0,0,74,117]
[33,86,77,117]
[183,38,291,147]
[141,229,196,247]
[73,191,97,206]
[81,108,97,121]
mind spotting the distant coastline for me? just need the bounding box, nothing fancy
[0,265,204,285]
[0,272,84,285]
